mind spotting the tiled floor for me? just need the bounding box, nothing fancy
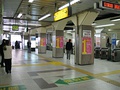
[0,50,120,90]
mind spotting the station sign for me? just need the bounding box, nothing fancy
[100,1,120,10]
[54,7,72,21]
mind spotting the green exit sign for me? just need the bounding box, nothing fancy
[12,25,19,31]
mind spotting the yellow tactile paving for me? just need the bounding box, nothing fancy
[94,70,120,77]
[0,84,9,86]
[49,62,64,66]
[97,77,120,87]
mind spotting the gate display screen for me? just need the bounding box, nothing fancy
[100,1,120,10]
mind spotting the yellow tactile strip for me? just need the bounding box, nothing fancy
[38,54,120,87]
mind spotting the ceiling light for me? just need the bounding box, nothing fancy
[28,0,34,3]
[91,23,96,25]
[95,24,115,28]
[59,0,80,10]
[17,13,22,18]
[108,29,112,31]
[111,18,120,22]
[38,14,51,21]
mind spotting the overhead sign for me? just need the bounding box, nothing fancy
[54,7,71,21]
[100,1,120,10]
[12,25,19,31]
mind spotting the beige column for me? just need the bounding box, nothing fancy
[37,27,47,54]
[75,10,99,65]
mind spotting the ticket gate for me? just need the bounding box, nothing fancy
[106,48,111,60]
[111,48,120,62]
[100,48,108,59]
[94,47,101,58]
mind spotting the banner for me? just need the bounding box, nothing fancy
[40,38,46,46]
[56,36,63,48]
[82,37,92,54]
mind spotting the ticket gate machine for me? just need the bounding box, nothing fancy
[94,47,101,58]
[100,48,108,59]
[111,48,120,62]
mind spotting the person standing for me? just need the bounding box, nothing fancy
[66,39,73,60]
[3,40,12,74]
[27,40,31,53]
[0,39,6,67]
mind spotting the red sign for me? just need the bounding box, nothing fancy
[101,1,120,10]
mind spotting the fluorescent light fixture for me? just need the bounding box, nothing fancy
[38,14,51,21]
[91,23,96,25]
[28,0,34,3]
[111,18,120,22]
[108,29,112,31]
[95,24,115,28]
[59,0,80,10]
[17,13,22,18]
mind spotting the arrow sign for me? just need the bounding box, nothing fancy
[55,79,68,85]
[55,76,94,85]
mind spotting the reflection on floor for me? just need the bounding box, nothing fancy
[0,50,120,90]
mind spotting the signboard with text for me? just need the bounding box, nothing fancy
[100,1,120,11]
[82,37,92,54]
[54,7,71,21]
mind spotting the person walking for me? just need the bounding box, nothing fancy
[0,39,6,67]
[3,40,12,74]
[66,39,73,60]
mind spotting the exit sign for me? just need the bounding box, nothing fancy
[100,1,120,10]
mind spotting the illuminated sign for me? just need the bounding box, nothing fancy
[54,7,71,21]
[100,1,120,10]
[12,25,19,31]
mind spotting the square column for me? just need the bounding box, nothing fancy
[38,33,46,54]
[52,30,64,58]
[75,25,94,65]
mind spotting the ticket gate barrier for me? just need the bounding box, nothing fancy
[111,48,120,62]
[106,48,111,60]
[94,47,101,58]
[100,48,108,59]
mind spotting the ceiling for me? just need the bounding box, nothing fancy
[2,0,120,33]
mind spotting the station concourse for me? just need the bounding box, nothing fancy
[0,0,120,90]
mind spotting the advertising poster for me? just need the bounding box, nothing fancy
[40,38,46,46]
[56,36,63,48]
[52,36,56,47]
[82,37,92,54]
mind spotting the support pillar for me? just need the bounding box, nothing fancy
[37,27,46,54]
[75,10,99,65]
[52,30,64,58]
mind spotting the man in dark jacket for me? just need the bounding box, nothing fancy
[66,39,73,60]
